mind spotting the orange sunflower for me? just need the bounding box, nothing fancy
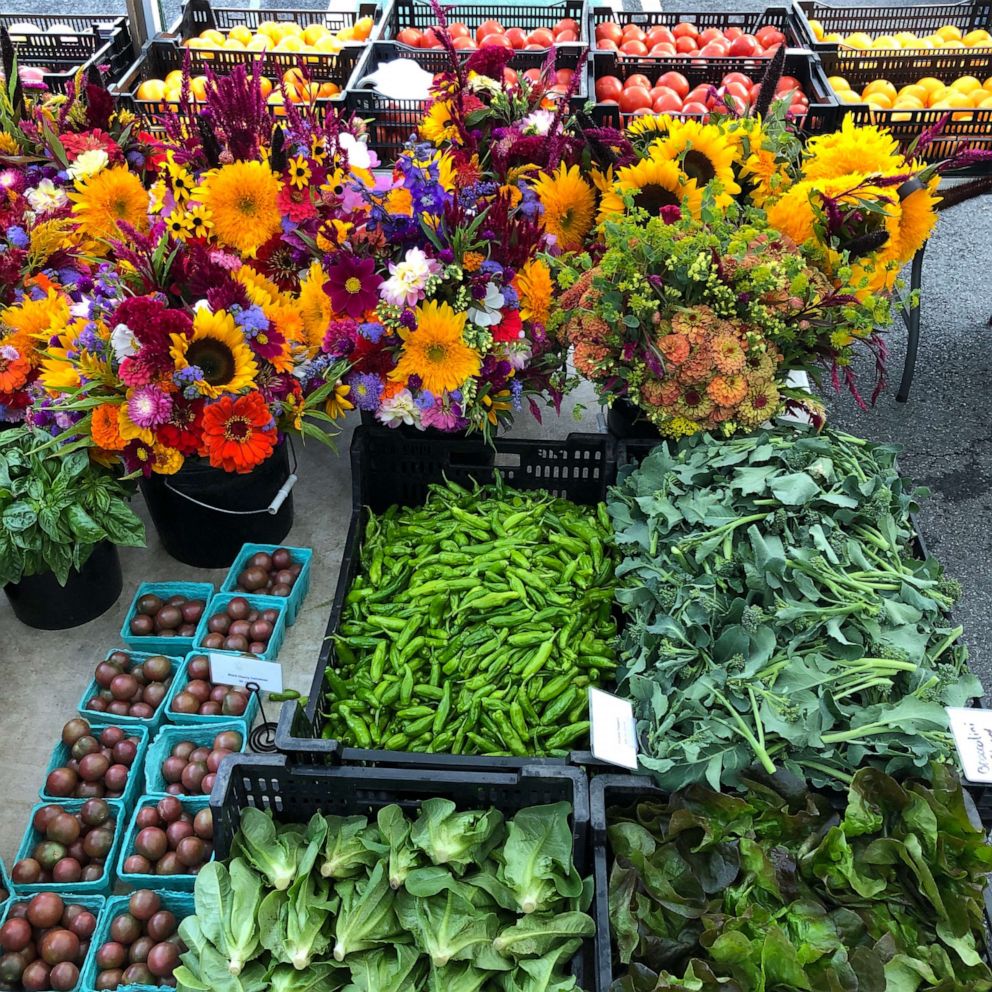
[201,393,277,473]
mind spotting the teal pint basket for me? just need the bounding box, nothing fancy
[40,722,150,813]
[120,581,215,654]
[0,856,10,905]
[220,543,313,625]
[192,593,288,661]
[143,721,248,797]
[115,794,212,891]
[81,890,194,992]
[162,651,260,728]
[78,651,187,732]
[0,894,104,992]
[12,800,126,896]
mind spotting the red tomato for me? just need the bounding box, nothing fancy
[723,80,751,103]
[481,32,512,48]
[698,27,722,45]
[728,33,759,56]
[528,27,554,46]
[657,70,689,97]
[599,98,619,106]
[724,26,744,40]
[621,38,649,54]
[555,18,580,35]
[420,27,441,47]
[621,24,646,41]
[597,38,618,50]
[396,27,422,46]
[788,101,808,117]
[596,21,622,44]
[675,35,698,52]
[722,71,752,88]
[756,26,785,48]
[646,25,675,47]
[619,85,653,112]
[631,106,654,116]
[476,19,504,43]
[503,67,518,84]
[672,21,699,38]
[555,68,573,84]
[624,73,652,90]
[682,100,709,114]
[556,29,578,42]
[776,75,801,93]
[686,84,713,105]
[448,22,470,38]
[524,67,542,83]
[651,87,683,112]
[698,40,730,56]
[452,36,475,48]
[595,75,623,101]
[649,43,677,56]
[505,27,527,48]
[523,42,546,50]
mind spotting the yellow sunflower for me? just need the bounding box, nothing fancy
[68,166,148,244]
[297,262,332,353]
[390,300,481,395]
[597,157,703,223]
[648,120,741,206]
[195,161,282,257]
[1,291,70,359]
[237,265,290,310]
[890,174,940,264]
[515,259,553,326]
[169,308,258,398]
[420,99,460,145]
[626,113,677,142]
[532,164,596,253]
[802,115,904,182]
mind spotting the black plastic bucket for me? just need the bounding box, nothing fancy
[4,539,123,629]
[140,441,296,569]
[606,400,662,440]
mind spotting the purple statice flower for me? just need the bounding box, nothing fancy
[76,323,103,353]
[518,187,542,219]
[358,322,385,343]
[349,372,384,412]
[438,248,454,264]
[127,385,173,428]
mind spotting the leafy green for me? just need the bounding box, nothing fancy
[0,426,144,584]
[411,799,505,872]
[191,859,262,976]
[260,870,337,970]
[235,809,324,891]
[397,883,499,967]
[270,963,348,992]
[332,861,400,961]
[606,766,992,992]
[608,428,979,791]
[320,815,383,879]
[379,804,422,890]
[343,945,424,992]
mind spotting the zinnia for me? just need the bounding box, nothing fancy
[201,392,277,473]
[324,254,381,318]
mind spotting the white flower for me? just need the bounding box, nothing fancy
[377,388,419,428]
[67,149,109,182]
[380,248,441,307]
[110,323,139,362]
[192,299,211,313]
[25,178,67,214]
[70,301,90,319]
[504,341,533,370]
[521,110,555,136]
[338,132,372,173]
[468,72,502,94]
[467,282,505,327]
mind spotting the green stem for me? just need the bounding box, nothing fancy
[712,690,776,774]
[822,721,900,744]
[929,626,964,664]
[797,759,855,785]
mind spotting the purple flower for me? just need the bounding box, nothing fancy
[6,227,27,250]
[510,378,523,410]
[127,385,173,428]
[349,372,384,412]
[399,309,417,330]
[232,304,269,336]
[438,248,454,264]
[414,390,435,411]
[358,322,385,343]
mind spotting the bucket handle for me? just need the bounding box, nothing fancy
[162,438,299,516]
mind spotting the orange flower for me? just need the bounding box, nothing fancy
[462,251,484,272]
[707,374,748,407]
[91,402,126,450]
[657,334,690,366]
[0,350,30,393]
[201,393,277,474]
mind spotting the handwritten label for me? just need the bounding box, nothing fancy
[946,707,992,782]
[589,688,639,769]
[209,652,283,693]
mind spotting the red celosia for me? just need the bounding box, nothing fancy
[113,296,193,386]
[60,129,124,164]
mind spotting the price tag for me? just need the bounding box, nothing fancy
[946,707,992,783]
[589,688,639,769]
[209,652,283,693]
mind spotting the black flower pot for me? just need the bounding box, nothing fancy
[140,441,295,568]
[606,399,662,439]
[4,540,123,629]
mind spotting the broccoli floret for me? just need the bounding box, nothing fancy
[781,447,813,471]
[865,485,894,522]
[828,531,852,566]
[726,652,746,673]
[741,606,767,633]
[766,508,790,536]
[938,576,962,605]
[773,699,803,723]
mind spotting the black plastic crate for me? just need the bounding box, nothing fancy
[162,0,379,49]
[275,426,615,770]
[589,49,841,133]
[1,13,133,90]
[115,39,362,127]
[588,4,813,54]
[347,40,588,162]
[796,0,992,51]
[377,0,587,47]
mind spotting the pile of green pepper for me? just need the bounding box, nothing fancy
[323,477,617,756]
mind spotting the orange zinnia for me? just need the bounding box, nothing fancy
[91,403,126,451]
[201,393,277,474]
[0,350,30,393]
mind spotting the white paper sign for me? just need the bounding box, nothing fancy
[589,687,639,769]
[946,707,992,782]
[209,652,283,693]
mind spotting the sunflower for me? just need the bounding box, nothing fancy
[200,392,277,473]
[1,291,70,358]
[170,308,258,398]
[626,113,677,142]
[68,166,148,243]
[532,164,596,253]
[515,259,553,326]
[890,175,940,265]
[420,99,460,145]
[298,262,332,353]
[196,161,282,257]
[802,116,903,182]
[390,300,481,395]
[597,157,703,223]
[648,120,741,206]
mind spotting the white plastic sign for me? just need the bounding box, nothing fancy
[946,707,992,783]
[209,652,283,693]
[589,687,639,769]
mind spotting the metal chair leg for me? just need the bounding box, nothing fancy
[897,243,927,403]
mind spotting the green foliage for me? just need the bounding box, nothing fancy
[607,767,992,992]
[0,426,144,585]
[607,427,979,791]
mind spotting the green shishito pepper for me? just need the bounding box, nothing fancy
[322,478,618,756]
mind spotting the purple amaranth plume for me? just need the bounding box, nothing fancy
[202,61,270,162]
[545,46,586,170]
[843,228,890,259]
[0,28,25,120]
[936,173,992,210]
[753,43,786,119]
